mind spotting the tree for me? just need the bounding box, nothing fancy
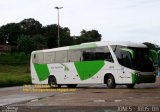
[42,24,58,48]
[0,18,102,51]
[0,18,42,45]
[42,25,73,48]
[32,34,47,50]
[143,42,158,51]
[20,18,42,36]
[75,29,102,44]
[0,23,22,45]
[59,27,74,46]
[143,42,158,64]
[17,35,36,54]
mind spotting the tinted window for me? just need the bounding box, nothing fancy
[111,45,155,72]
[117,51,132,68]
[82,47,113,62]
[111,46,132,68]
[131,47,155,72]
[95,47,113,62]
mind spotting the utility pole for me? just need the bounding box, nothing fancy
[55,6,63,47]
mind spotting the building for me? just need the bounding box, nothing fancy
[0,44,11,52]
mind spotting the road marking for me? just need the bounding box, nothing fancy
[93,99,105,103]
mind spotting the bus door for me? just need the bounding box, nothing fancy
[117,49,134,83]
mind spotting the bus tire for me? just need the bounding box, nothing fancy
[48,76,61,88]
[126,84,135,89]
[106,75,116,89]
[67,84,77,88]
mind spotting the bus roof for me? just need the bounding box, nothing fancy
[81,41,147,48]
[107,41,147,48]
[32,41,147,54]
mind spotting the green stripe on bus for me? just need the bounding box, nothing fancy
[74,61,105,80]
[34,64,49,81]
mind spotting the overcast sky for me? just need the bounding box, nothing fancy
[0,0,160,45]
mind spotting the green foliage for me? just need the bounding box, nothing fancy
[0,53,30,87]
[42,24,58,48]
[0,64,31,87]
[60,27,74,46]
[143,42,158,51]
[0,23,22,45]
[143,42,158,65]
[0,53,29,65]
[20,18,42,36]
[149,50,158,64]
[42,24,74,48]
[75,29,102,44]
[32,34,47,49]
[17,35,36,54]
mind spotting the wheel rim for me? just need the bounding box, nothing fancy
[51,81,55,86]
[50,78,56,87]
[108,78,112,86]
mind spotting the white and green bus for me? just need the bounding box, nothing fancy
[30,41,156,88]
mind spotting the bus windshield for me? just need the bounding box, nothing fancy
[112,46,155,72]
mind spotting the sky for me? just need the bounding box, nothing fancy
[0,0,160,45]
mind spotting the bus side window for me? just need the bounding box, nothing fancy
[68,50,83,62]
[82,47,114,62]
[32,53,37,63]
[95,47,114,62]
[34,54,36,59]
[82,49,96,61]
[83,52,90,61]
[32,52,44,64]
[55,51,68,63]
[44,52,55,64]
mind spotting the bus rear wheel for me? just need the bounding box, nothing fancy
[106,75,116,89]
[48,76,61,88]
[67,84,77,88]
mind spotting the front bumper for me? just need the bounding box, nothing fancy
[132,73,156,84]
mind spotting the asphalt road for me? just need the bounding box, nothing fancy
[0,78,160,112]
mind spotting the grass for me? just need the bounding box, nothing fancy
[0,53,31,87]
[0,64,31,87]
[0,53,30,65]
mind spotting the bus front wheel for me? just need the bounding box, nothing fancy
[106,75,116,89]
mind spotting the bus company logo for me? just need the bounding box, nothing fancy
[50,64,69,71]
[61,64,69,71]
[51,66,63,69]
